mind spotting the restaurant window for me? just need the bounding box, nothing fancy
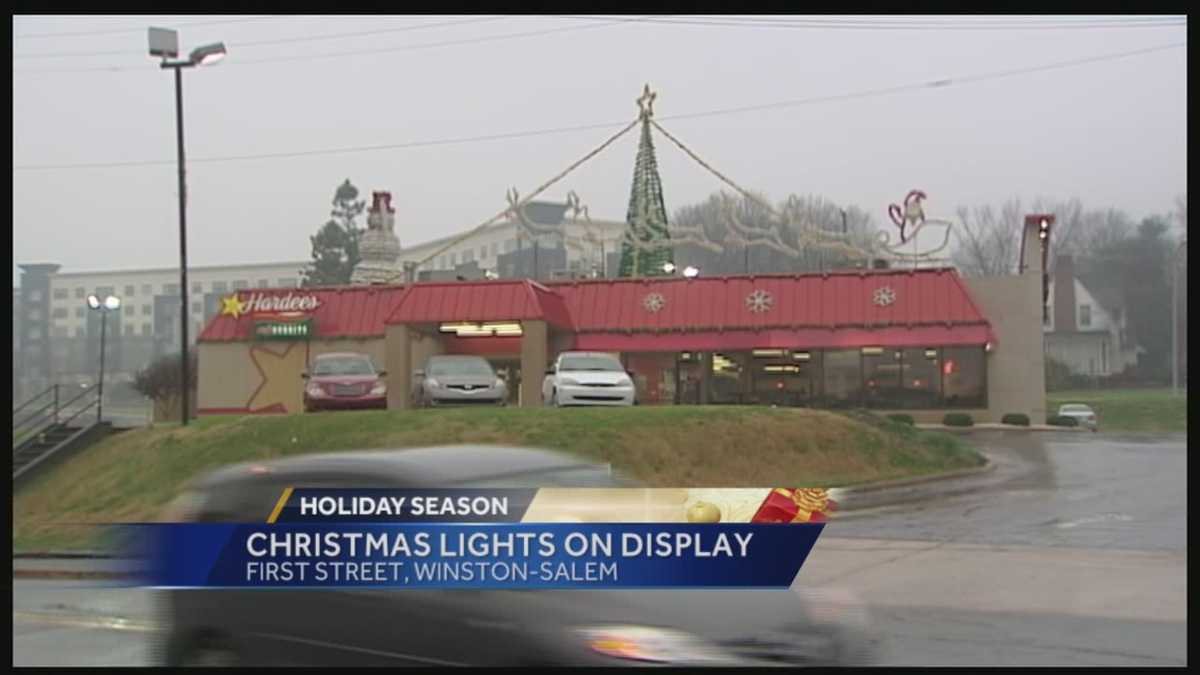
[862,347,902,409]
[142,323,152,336]
[125,285,136,297]
[53,288,68,300]
[753,351,822,407]
[142,305,152,316]
[941,346,987,408]
[822,349,861,408]
[899,348,942,409]
[164,283,179,295]
[232,280,249,290]
[192,282,203,294]
[709,352,744,404]
[212,281,228,293]
[1079,304,1092,327]
[52,308,68,319]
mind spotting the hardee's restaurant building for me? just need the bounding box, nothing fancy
[197,247,1049,424]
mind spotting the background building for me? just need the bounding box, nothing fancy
[13,261,307,403]
[1044,255,1142,377]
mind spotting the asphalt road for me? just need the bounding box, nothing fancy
[11,431,1188,666]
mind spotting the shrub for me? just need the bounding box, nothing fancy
[1047,415,1079,427]
[1001,413,1031,426]
[887,413,916,426]
[942,413,975,427]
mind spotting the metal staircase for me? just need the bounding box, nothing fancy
[13,385,108,482]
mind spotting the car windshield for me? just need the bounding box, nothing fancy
[427,359,494,377]
[312,357,375,376]
[559,355,624,372]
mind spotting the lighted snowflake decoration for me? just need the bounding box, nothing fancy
[642,292,666,313]
[873,286,897,307]
[746,289,774,313]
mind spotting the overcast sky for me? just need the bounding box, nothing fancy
[12,15,1187,285]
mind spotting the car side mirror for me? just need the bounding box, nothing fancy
[413,370,424,378]
[627,371,636,379]
[378,370,388,378]
[545,368,555,376]
[301,372,309,379]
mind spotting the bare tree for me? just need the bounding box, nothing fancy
[951,198,1025,277]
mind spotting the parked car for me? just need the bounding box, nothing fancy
[413,355,507,407]
[159,445,874,666]
[1057,403,1099,431]
[302,352,387,412]
[542,352,636,407]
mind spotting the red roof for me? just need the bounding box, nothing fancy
[199,269,994,350]
[384,279,573,330]
[198,285,408,342]
[550,268,987,328]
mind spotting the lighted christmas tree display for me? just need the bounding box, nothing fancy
[618,85,675,278]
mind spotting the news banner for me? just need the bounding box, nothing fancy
[125,488,838,589]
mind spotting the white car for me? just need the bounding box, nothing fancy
[543,352,636,407]
[1057,403,1099,431]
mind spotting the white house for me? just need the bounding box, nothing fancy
[1043,255,1141,376]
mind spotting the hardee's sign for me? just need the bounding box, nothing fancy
[220,292,321,319]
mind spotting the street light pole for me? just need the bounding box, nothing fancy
[98,310,107,424]
[151,29,226,425]
[170,63,191,426]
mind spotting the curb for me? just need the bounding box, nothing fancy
[13,551,116,559]
[13,569,135,580]
[837,454,995,496]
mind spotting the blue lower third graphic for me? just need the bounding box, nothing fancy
[126,523,824,590]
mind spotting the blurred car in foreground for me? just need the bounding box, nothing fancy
[302,353,387,413]
[413,355,507,407]
[160,446,874,666]
[1057,403,1099,431]
[543,352,636,407]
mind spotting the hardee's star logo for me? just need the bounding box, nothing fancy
[220,293,248,319]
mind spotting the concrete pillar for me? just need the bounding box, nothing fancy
[519,320,548,408]
[700,352,714,404]
[385,324,412,410]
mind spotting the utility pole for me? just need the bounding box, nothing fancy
[1173,239,1187,395]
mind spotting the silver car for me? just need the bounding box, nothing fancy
[413,355,508,407]
[1057,403,1098,431]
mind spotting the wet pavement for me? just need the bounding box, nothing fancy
[834,430,1187,552]
[11,431,1188,666]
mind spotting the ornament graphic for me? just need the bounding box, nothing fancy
[746,289,773,313]
[642,292,666,313]
[873,286,897,307]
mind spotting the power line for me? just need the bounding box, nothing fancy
[11,41,1186,172]
[560,14,1187,31]
[11,17,646,73]
[13,16,511,59]
[13,15,280,40]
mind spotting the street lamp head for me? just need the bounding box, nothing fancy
[104,295,122,311]
[147,27,180,59]
[683,266,700,278]
[86,294,101,310]
[190,42,227,66]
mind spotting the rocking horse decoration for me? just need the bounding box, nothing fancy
[877,188,954,267]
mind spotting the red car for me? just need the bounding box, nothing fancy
[302,353,388,412]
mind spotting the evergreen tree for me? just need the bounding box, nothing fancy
[618,95,674,278]
[302,179,366,287]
